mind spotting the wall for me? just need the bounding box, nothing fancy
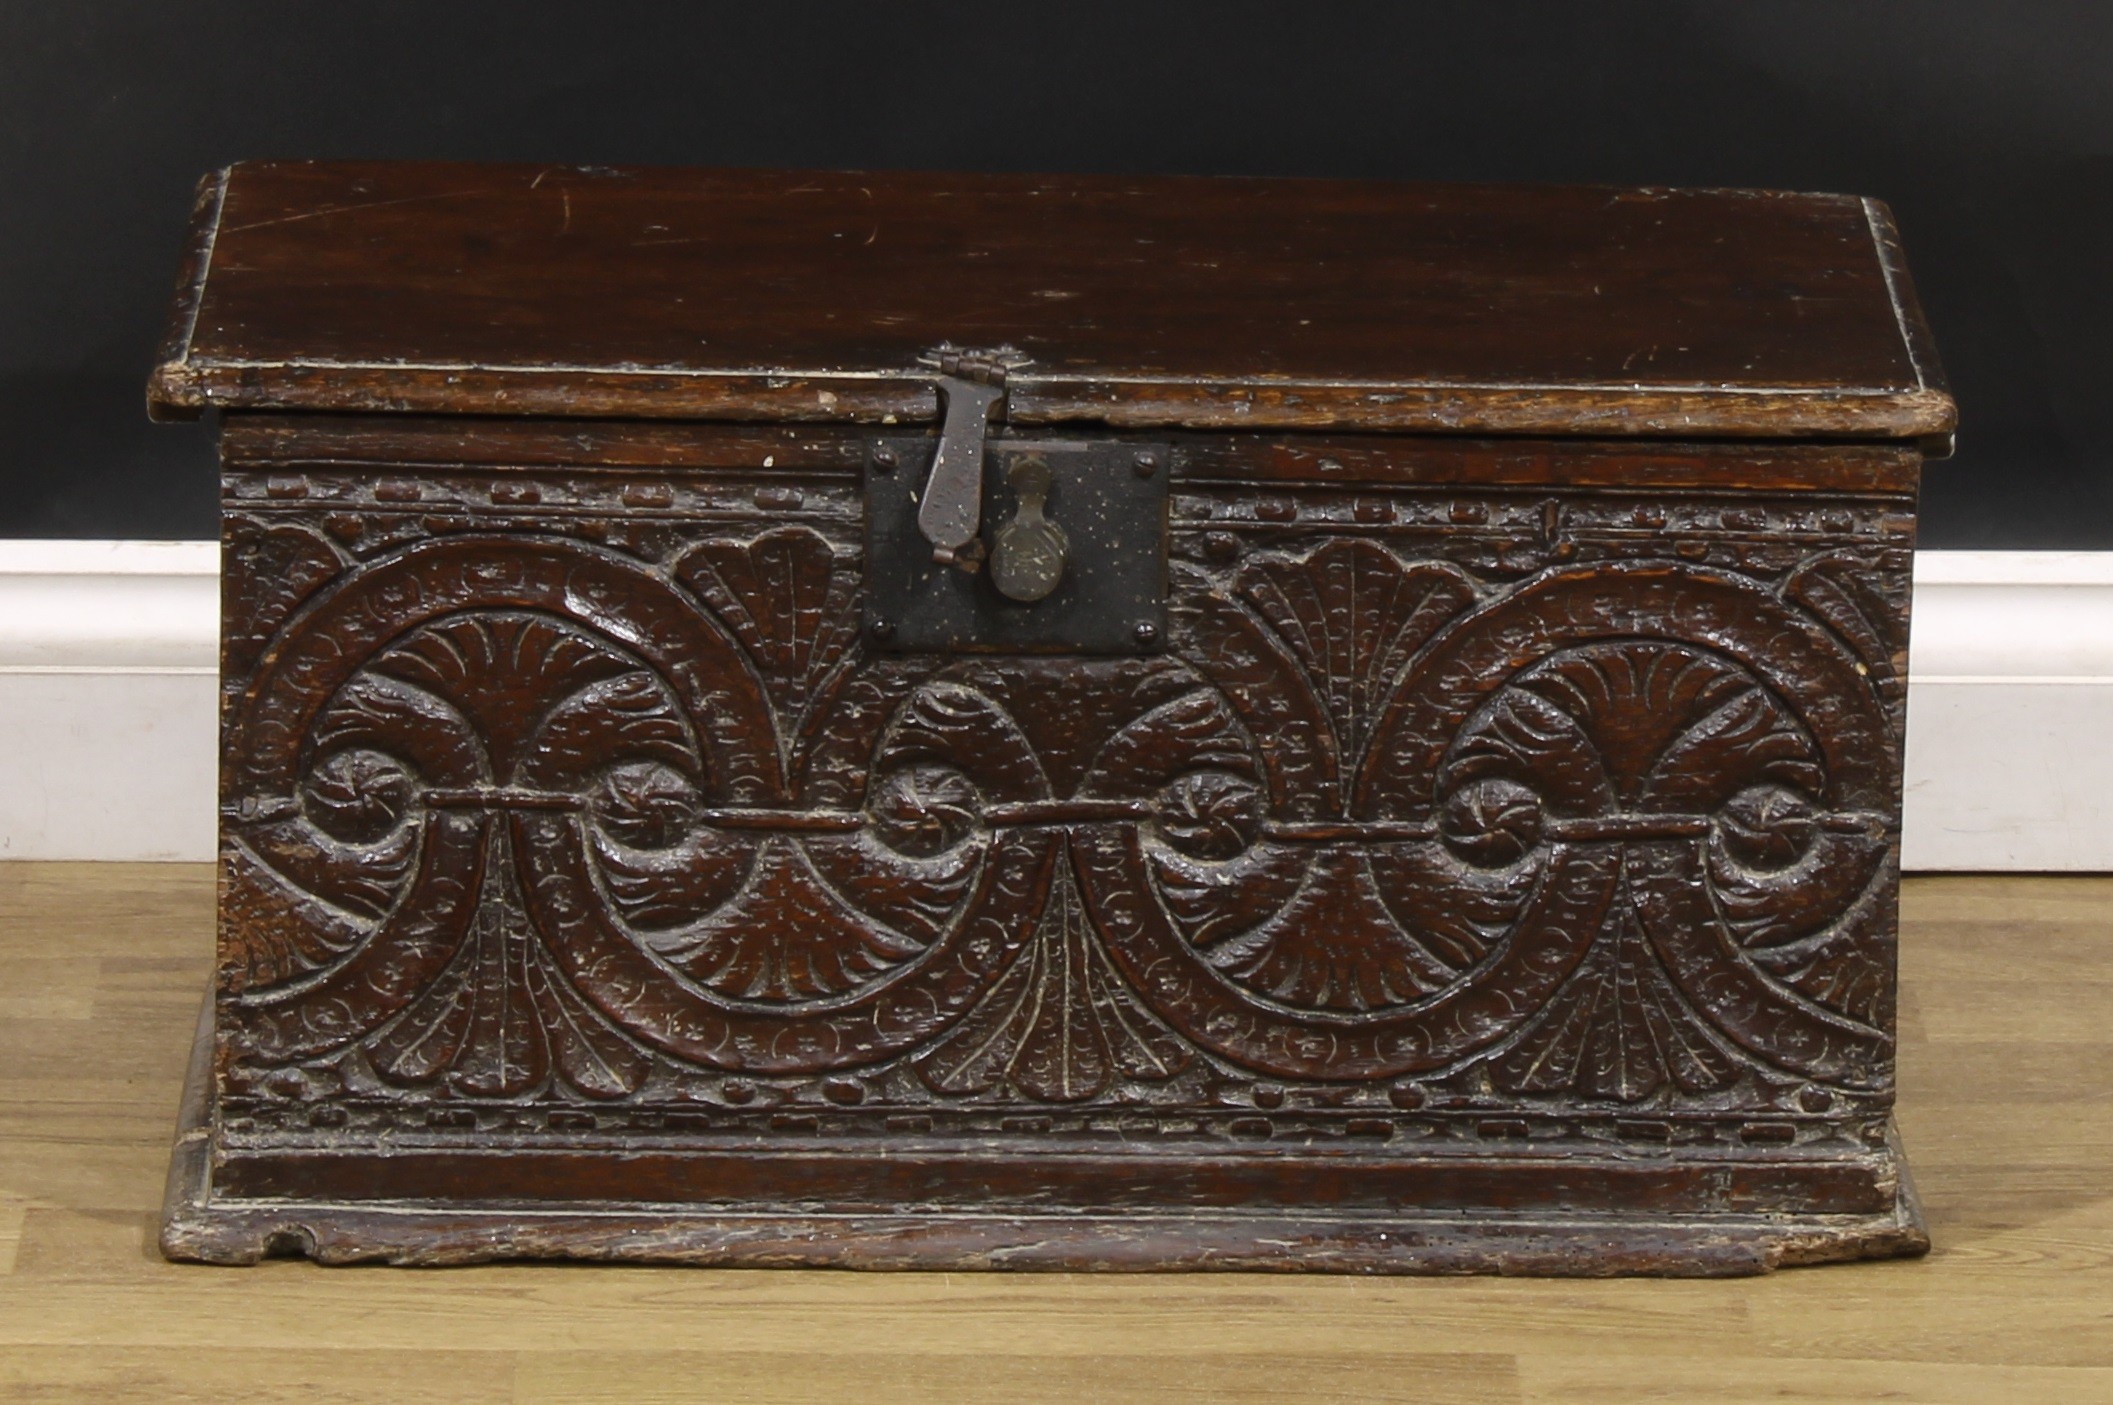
[1,5,2107,868]
[4,543,2109,869]
[0,2,2109,545]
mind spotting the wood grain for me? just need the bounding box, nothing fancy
[146,163,1955,440]
[183,445,1924,1270]
[218,414,1926,494]
[0,863,2105,1401]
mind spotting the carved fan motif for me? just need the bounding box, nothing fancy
[918,851,1190,1102]
[676,526,863,758]
[1490,895,1739,1101]
[1393,567,1897,1095]
[214,512,1907,1111]
[233,605,714,1095]
[1086,559,1898,1092]
[219,532,1053,1087]
[1450,640,1816,1098]
[642,838,930,1002]
[364,825,651,1100]
[1235,539,1475,782]
[1197,848,1460,1011]
[1448,641,1823,817]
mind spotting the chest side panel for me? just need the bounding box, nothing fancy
[209,425,1915,1200]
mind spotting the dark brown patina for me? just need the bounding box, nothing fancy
[152,162,1951,1274]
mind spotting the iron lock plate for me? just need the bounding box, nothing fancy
[864,438,1171,653]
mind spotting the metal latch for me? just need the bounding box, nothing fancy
[864,346,1170,655]
[914,345,1027,571]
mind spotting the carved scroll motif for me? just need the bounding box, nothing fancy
[218,507,1904,1109]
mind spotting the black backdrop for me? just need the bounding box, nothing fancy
[3,1,2108,545]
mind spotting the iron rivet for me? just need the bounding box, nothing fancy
[1133,620,1160,646]
[1133,451,1159,477]
[870,618,895,642]
[872,445,898,472]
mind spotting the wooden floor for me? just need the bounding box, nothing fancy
[1,865,2109,1403]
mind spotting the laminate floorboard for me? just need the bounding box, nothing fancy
[0,864,2107,1403]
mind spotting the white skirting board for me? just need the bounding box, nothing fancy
[1898,552,2113,870]
[0,542,220,863]
[1,542,2108,870]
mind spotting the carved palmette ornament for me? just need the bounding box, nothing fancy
[147,163,1954,1272]
[213,496,1905,1124]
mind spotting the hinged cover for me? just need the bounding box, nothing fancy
[149,162,1954,442]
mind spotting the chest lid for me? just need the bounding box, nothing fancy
[149,161,1952,443]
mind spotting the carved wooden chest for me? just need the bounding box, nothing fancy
[149,163,1954,1274]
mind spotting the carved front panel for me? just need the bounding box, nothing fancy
[214,457,1912,1157]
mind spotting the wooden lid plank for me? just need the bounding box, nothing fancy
[149,161,1954,440]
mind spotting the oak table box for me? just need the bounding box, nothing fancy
[148,163,1954,1274]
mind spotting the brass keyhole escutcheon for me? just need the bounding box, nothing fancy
[989,456,1069,604]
